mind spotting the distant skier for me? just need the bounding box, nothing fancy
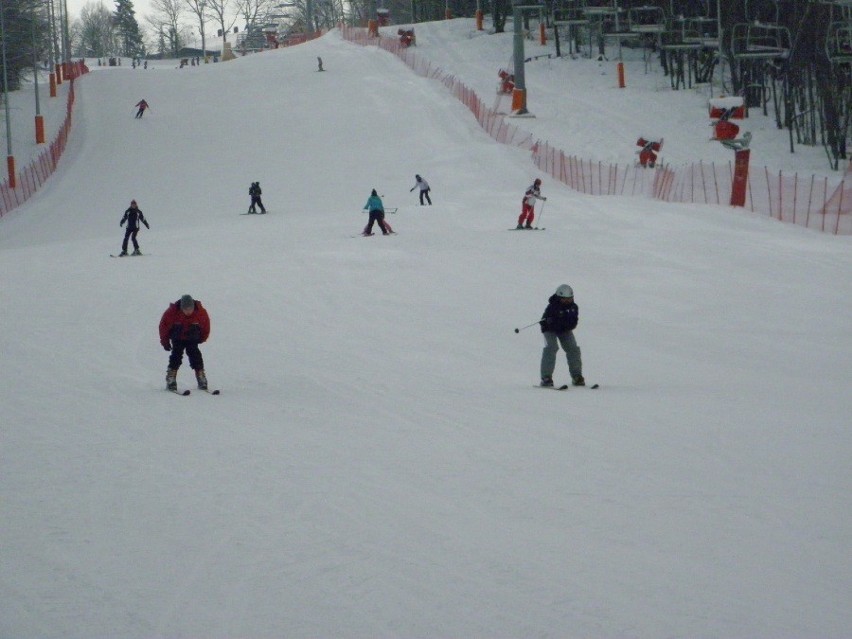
[118,199,150,256]
[159,294,211,392]
[539,284,585,387]
[362,189,391,236]
[134,99,149,118]
[517,178,546,229]
[248,181,266,214]
[409,174,432,205]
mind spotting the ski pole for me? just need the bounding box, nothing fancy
[536,200,546,227]
[514,320,542,333]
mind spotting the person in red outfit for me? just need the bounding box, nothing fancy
[134,99,149,119]
[517,178,546,229]
[159,294,211,390]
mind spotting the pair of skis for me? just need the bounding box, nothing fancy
[169,388,220,396]
[537,383,599,391]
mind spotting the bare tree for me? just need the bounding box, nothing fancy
[237,0,274,30]
[206,0,238,47]
[146,0,183,58]
[77,1,116,57]
[147,0,185,56]
[184,0,210,55]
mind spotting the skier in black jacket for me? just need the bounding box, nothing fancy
[119,199,150,256]
[248,182,266,214]
[539,284,584,387]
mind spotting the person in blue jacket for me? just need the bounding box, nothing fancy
[539,284,584,387]
[362,189,391,236]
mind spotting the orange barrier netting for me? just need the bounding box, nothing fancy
[341,25,850,235]
[0,61,88,219]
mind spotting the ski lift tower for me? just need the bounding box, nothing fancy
[511,0,546,115]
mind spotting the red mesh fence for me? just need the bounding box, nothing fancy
[341,25,851,235]
[0,61,86,219]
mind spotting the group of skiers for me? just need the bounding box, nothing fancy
[120,171,583,391]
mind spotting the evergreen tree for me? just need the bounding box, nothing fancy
[1,0,50,91]
[113,0,145,57]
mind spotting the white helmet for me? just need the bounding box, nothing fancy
[555,284,574,298]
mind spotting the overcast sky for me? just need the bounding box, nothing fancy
[65,0,157,22]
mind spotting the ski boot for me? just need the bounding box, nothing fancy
[119,250,128,257]
[525,222,533,229]
[195,369,208,391]
[515,224,524,229]
[166,368,178,391]
[572,374,585,387]
[540,376,554,387]
[132,249,142,256]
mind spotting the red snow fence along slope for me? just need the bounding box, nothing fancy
[340,26,851,235]
[0,61,89,219]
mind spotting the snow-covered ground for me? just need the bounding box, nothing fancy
[2,19,851,638]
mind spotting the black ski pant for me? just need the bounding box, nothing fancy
[122,227,140,252]
[249,195,266,213]
[168,339,204,371]
[419,189,432,205]
[365,210,389,235]
[135,108,145,118]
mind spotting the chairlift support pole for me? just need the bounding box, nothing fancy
[511,1,543,115]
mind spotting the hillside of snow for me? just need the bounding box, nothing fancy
[2,20,850,638]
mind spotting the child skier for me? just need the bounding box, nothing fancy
[539,284,585,387]
[118,199,150,256]
[517,178,546,229]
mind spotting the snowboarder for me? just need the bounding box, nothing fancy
[539,284,584,387]
[409,174,432,205]
[134,99,149,118]
[118,199,150,256]
[362,189,391,235]
[517,178,546,229]
[248,181,266,214]
[159,294,211,391]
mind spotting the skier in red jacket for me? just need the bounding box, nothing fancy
[134,99,149,119]
[159,294,211,391]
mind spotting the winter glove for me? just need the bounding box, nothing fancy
[120,220,125,226]
[410,187,415,192]
[543,197,547,201]
[144,221,150,229]
[161,339,171,351]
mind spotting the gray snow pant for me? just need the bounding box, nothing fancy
[540,331,582,380]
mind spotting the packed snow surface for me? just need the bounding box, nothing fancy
[2,19,850,639]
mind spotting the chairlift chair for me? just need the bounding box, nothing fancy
[826,23,852,62]
[582,0,620,16]
[628,6,667,33]
[731,22,791,59]
[680,16,718,47]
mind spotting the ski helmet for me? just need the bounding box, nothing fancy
[534,178,542,186]
[555,284,573,298]
[179,294,195,311]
